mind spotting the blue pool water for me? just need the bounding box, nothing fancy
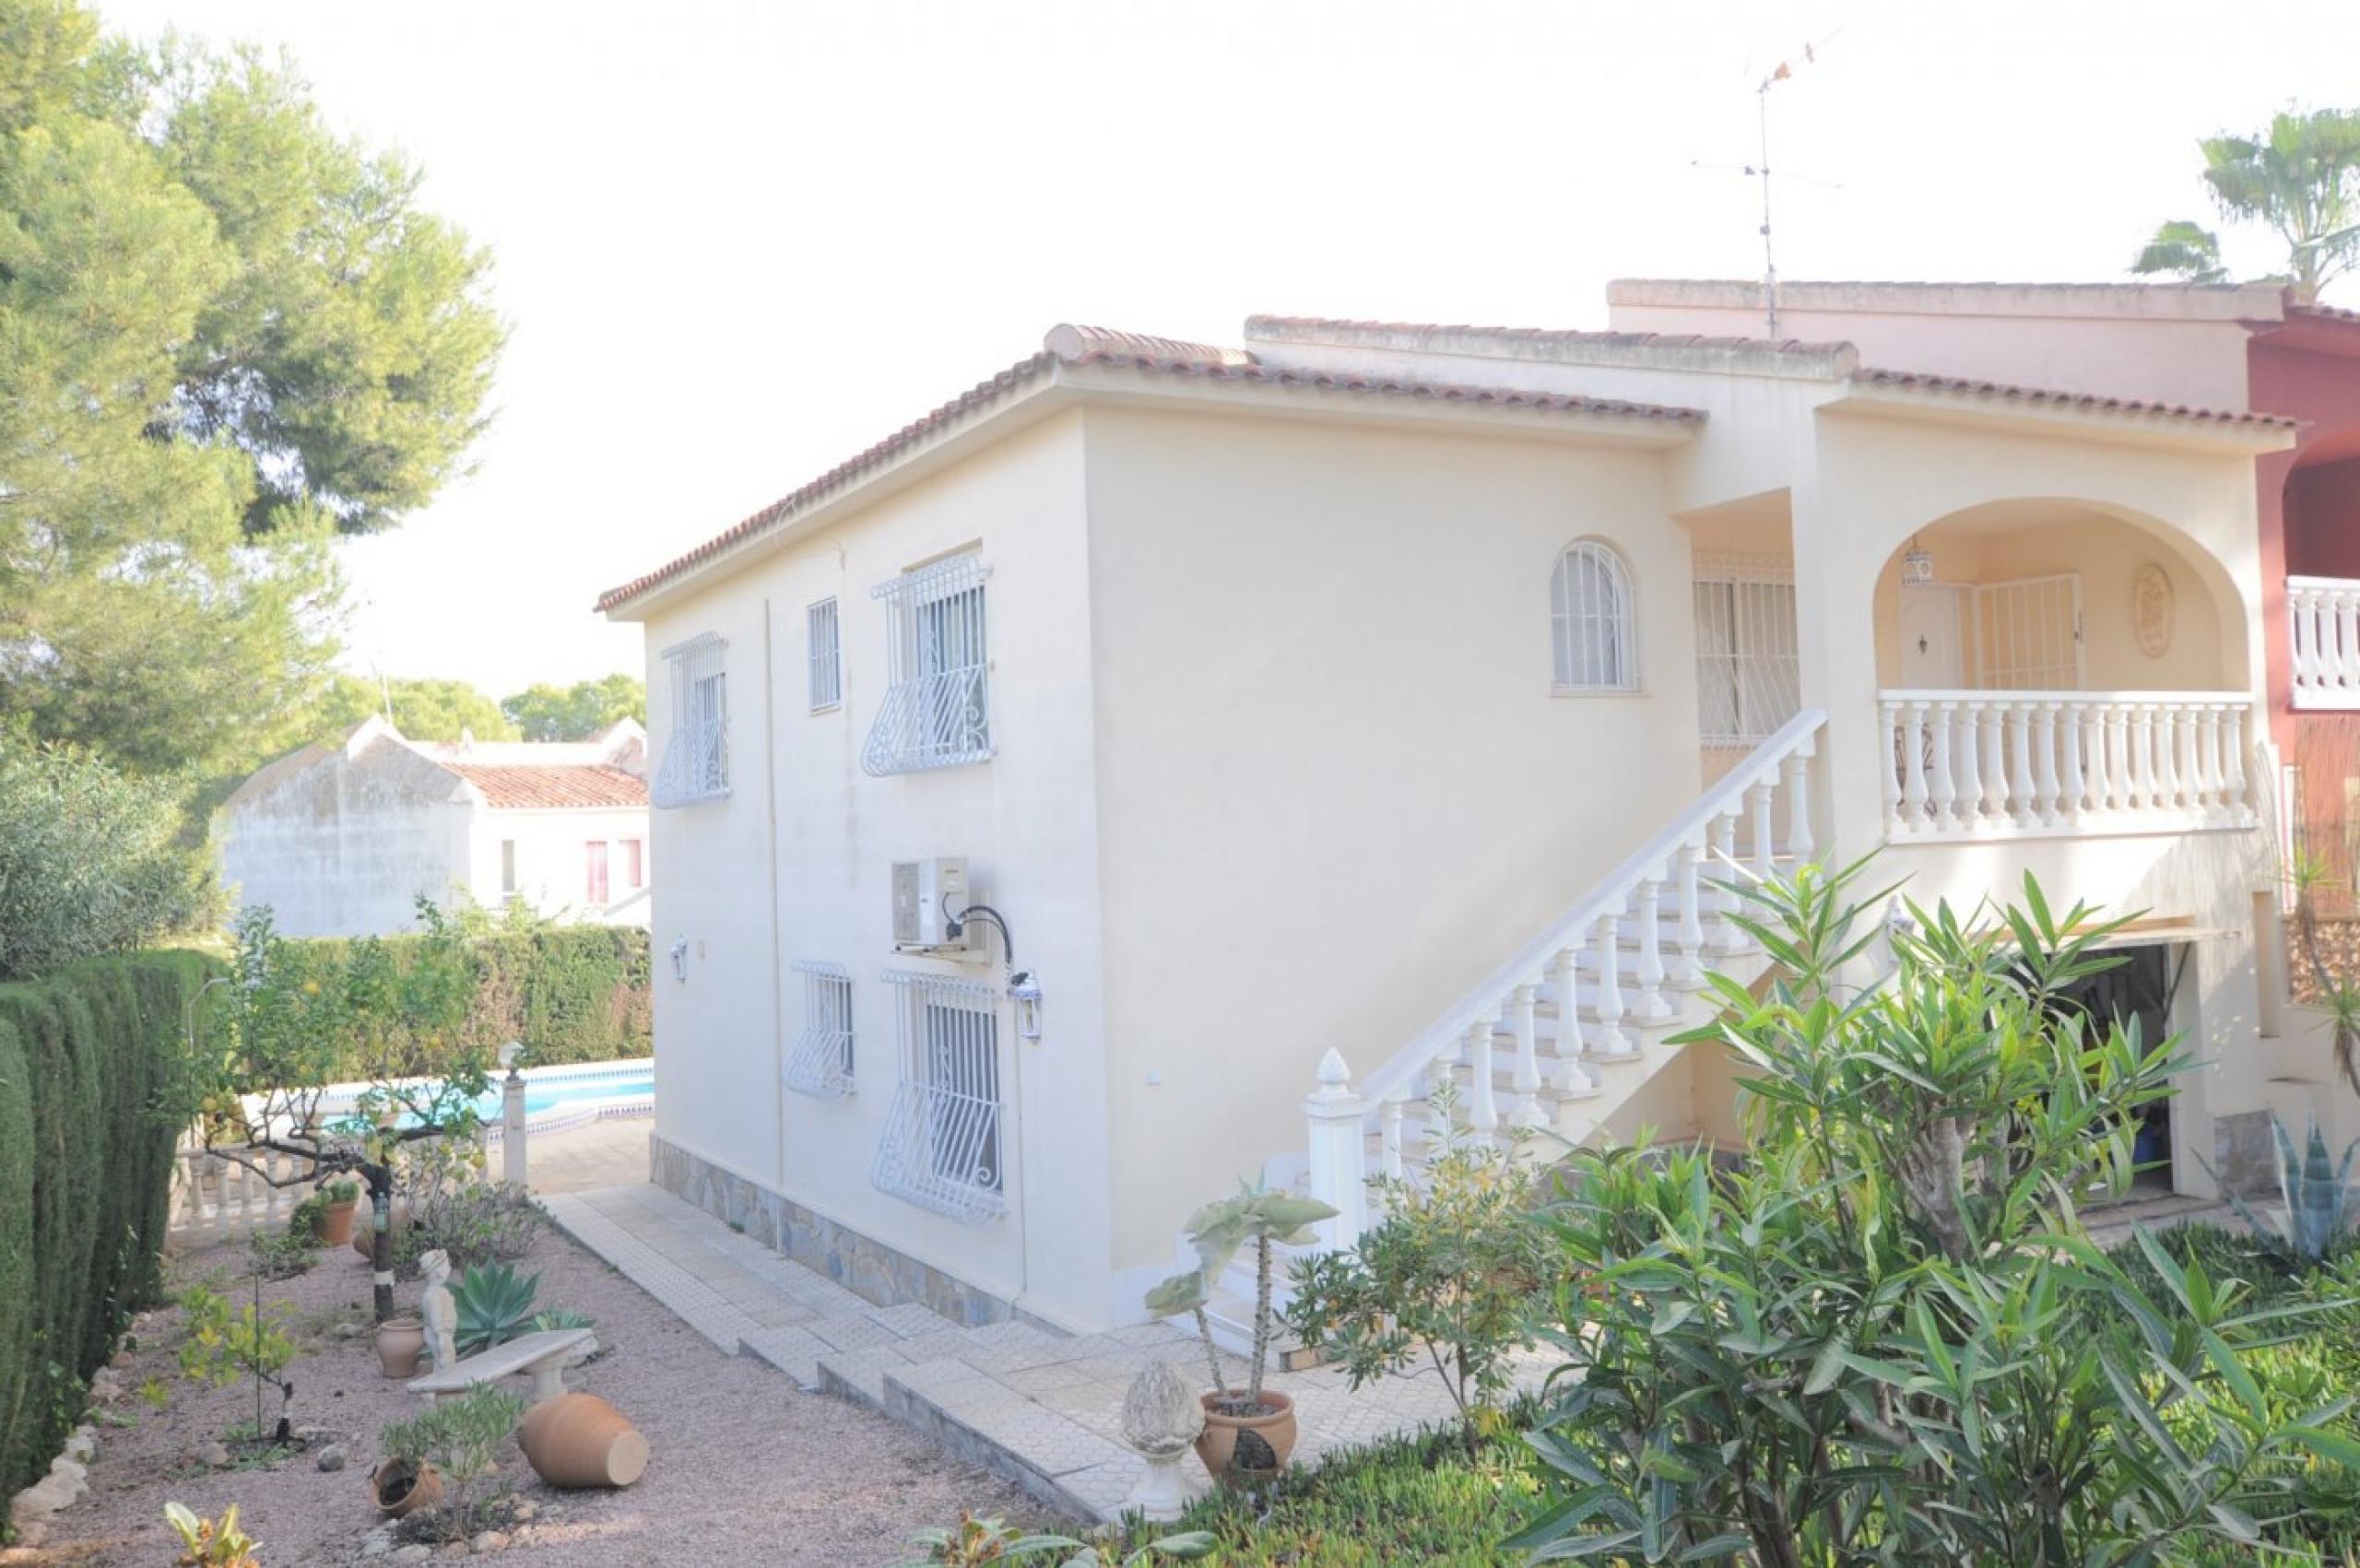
[468,1071,653,1122]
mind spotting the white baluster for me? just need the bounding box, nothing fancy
[2153,703,2182,811]
[2082,703,2112,817]
[1633,870,1672,1022]
[1594,907,1631,1057]
[1953,701,1984,828]
[2197,704,2224,817]
[1465,1020,1499,1136]
[2108,703,2134,811]
[1708,811,1743,949]
[2175,703,2201,813]
[1782,750,1815,864]
[1672,841,1706,985]
[1547,946,1594,1094]
[2006,702,2037,829]
[2129,705,2155,814]
[2030,702,2060,826]
[2223,704,2251,809]
[1379,1087,1406,1181]
[1881,700,1905,831]
[1747,779,1776,881]
[1900,700,1929,831]
[1980,701,2009,821]
[1303,1049,1370,1249]
[2340,591,2360,693]
[1928,702,1959,830]
[2057,701,2086,823]
[1509,984,1544,1126]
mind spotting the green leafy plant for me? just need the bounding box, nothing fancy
[412,1173,541,1267]
[164,1501,261,1567]
[2287,847,2360,1095]
[378,1384,525,1542]
[2219,1114,2360,1267]
[894,1511,1212,1566]
[451,1263,541,1355]
[1513,859,2359,1567]
[528,1307,593,1333]
[1147,1183,1336,1421]
[1284,1084,1546,1454]
[243,1226,316,1283]
[175,1287,295,1445]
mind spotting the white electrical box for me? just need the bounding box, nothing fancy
[891,857,978,953]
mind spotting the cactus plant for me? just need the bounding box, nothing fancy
[451,1262,541,1354]
[2221,1113,2360,1265]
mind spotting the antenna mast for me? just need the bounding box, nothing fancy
[1757,65,1784,336]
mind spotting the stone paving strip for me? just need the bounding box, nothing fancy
[541,1182,1503,1522]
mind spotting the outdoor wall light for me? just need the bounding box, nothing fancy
[669,936,690,983]
[1009,969,1044,1042]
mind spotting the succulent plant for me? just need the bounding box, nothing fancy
[450,1262,540,1355]
[2223,1114,2360,1265]
[1145,1181,1336,1416]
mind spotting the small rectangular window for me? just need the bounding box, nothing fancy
[585,842,609,905]
[653,633,728,807]
[623,839,644,890]
[785,961,856,1099]
[808,597,842,712]
[500,840,518,896]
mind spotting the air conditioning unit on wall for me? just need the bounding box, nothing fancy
[892,857,980,954]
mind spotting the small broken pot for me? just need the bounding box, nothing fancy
[516,1393,648,1488]
[373,1316,425,1379]
[370,1456,442,1518]
[317,1196,360,1247]
[1194,1388,1296,1480]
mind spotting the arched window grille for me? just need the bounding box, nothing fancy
[1551,541,1637,692]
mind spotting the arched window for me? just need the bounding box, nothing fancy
[1551,541,1637,691]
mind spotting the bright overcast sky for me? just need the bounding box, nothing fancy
[88,0,2360,694]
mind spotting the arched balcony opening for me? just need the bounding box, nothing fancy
[1870,500,2258,841]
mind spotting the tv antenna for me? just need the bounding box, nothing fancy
[1692,32,1842,337]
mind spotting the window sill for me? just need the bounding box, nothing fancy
[808,701,842,716]
[1551,685,1647,700]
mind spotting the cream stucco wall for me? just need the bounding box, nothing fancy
[642,410,1115,1330]
[218,739,477,937]
[1079,405,1706,1303]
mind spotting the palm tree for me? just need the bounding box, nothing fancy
[2133,107,2360,301]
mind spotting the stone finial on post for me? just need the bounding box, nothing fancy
[499,1041,528,1187]
[1302,1048,1369,1252]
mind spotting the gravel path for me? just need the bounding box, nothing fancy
[6,1222,1037,1567]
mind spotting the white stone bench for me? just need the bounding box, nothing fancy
[407,1327,596,1406]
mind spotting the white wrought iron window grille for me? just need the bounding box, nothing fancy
[652,633,728,807]
[1973,573,2084,690]
[808,597,843,712]
[1551,540,1638,692]
[862,554,992,776]
[1693,555,1801,745]
[870,969,1004,1222]
[784,961,856,1100]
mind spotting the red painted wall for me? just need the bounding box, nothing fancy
[2248,328,2360,749]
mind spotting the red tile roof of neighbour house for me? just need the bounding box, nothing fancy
[445,763,648,810]
[594,324,1705,615]
[1852,366,2302,430]
[1243,312,1859,364]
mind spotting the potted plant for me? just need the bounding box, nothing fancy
[368,1413,444,1520]
[1145,1181,1337,1481]
[373,1315,426,1378]
[315,1176,362,1246]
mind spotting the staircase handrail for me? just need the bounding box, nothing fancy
[1349,707,1828,1111]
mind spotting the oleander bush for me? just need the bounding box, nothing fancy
[0,950,212,1519]
[0,744,213,981]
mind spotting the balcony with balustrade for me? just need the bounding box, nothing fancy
[2289,576,2360,712]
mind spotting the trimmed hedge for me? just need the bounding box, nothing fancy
[276,925,651,1082]
[0,950,210,1513]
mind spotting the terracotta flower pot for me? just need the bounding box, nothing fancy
[371,1457,442,1519]
[317,1197,359,1247]
[374,1317,425,1379]
[1194,1389,1297,1479]
[516,1393,648,1489]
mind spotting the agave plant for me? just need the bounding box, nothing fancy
[1145,1181,1336,1415]
[2223,1113,2360,1266]
[451,1262,541,1354]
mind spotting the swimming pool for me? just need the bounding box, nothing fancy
[310,1058,655,1137]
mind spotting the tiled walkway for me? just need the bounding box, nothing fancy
[521,1117,652,1196]
[540,1182,1501,1522]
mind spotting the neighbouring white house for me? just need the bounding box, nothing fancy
[601,307,2296,1338]
[217,716,652,937]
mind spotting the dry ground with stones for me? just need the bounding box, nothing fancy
[5,1221,1035,1567]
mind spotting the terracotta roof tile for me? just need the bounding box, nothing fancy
[1853,365,2299,430]
[446,763,647,810]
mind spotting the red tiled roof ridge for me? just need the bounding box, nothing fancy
[1853,364,2300,430]
[1614,276,2272,294]
[1244,313,1858,360]
[444,761,647,810]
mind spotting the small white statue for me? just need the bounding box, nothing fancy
[1120,1359,1204,1521]
[419,1249,458,1373]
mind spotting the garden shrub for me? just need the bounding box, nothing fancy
[0,744,214,981]
[248,919,650,1084]
[0,950,212,1519]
